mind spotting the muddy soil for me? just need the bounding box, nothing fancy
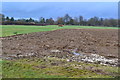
[1,29,119,58]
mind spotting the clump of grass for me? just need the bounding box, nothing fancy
[13,32,18,35]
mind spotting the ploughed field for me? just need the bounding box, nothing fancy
[1,26,120,78]
[2,29,119,58]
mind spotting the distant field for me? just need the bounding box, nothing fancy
[0,25,119,37]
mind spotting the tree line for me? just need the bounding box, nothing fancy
[0,14,118,27]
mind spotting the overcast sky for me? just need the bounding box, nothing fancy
[2,2,118,20]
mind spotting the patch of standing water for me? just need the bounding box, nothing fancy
[72,52,80,56]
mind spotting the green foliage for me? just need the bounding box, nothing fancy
[28,18,34,22]
[46,18,54,25]
[6,16,10,21]
[2,14,118,27]
[0,14,5,21]
[40,17,45,23]
[10,17,14,21]
[13,32,18,35]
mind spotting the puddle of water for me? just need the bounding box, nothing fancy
[73,52,80,56]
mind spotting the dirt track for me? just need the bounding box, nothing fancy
[1,29,119,58]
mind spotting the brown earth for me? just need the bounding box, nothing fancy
[1,29,119,58]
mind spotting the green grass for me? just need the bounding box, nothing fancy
[2,57,119,78]
[1,25,119,37]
